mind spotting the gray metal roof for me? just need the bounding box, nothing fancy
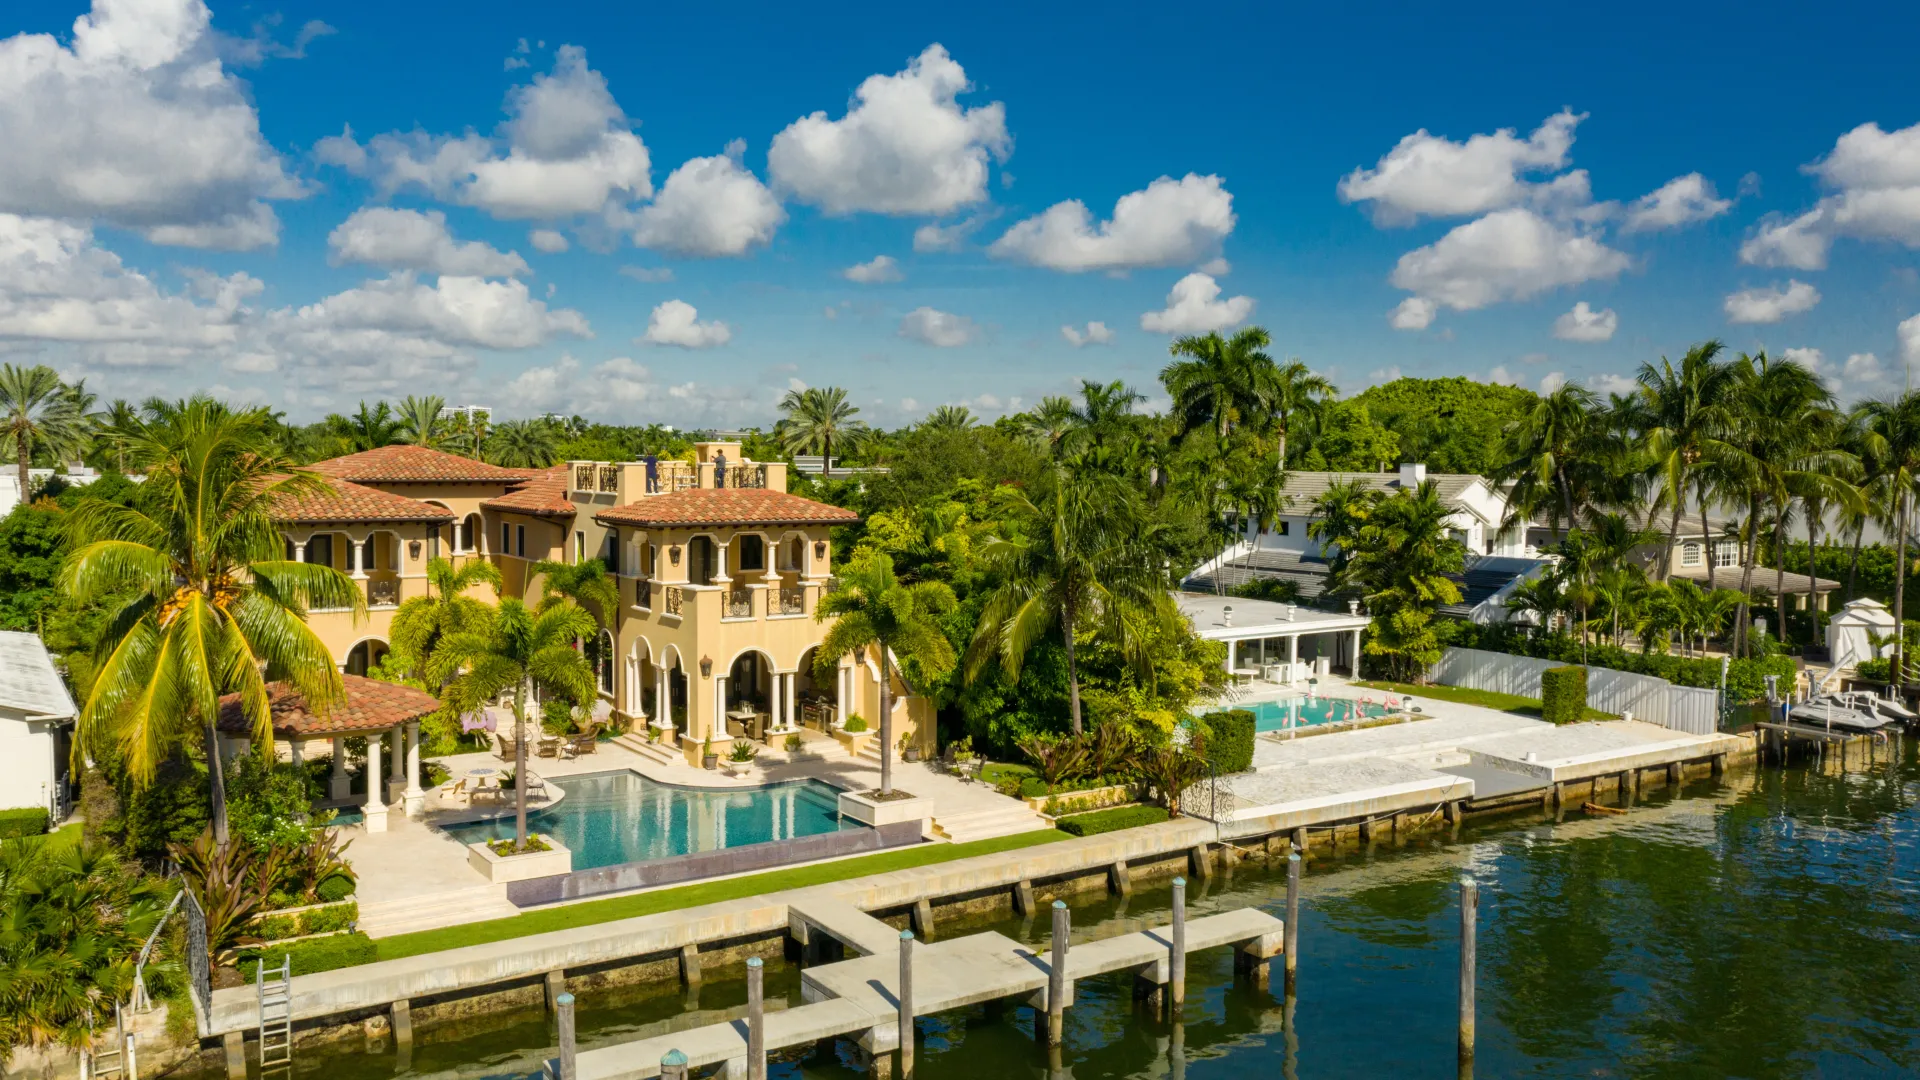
[1277,471,1486,512]
[0,631,77,721]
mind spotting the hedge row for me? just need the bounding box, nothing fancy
[1452,626,1797,703]
[240,932,378,976]
[0,807,50,839]
[1540,666,1588,725]
[1056,805,1170,836]
[1199,710,1256,774]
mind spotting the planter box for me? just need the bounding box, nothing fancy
[1023,782,1141,815]
[837,789,933,828]
[467,834,572,883]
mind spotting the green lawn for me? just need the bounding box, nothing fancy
[1356,680,1615,722]
[373,828,1068,962]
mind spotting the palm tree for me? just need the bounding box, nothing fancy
[0,364,90,499]
[813,553,956,795]
[62,399,363,846]
[395,395,448,448]
[1858,391,1920,681]
[1497,384,1603,535]
[97,399,140,473]
[531,557,621,623]
[1267,358,1337,472]
[324,401,405,452]
[1334,481,1466,679]
[487,418,560,468]
[776,386,867,471]
[433,599,596,847]
[1161,327,1279,438]
[390,556,503,690]
[969,475,1166,735]
[1637,341,1735,580]
[921,404,976,432]
[1307,478,1384,585]
[1018,395,1081,457]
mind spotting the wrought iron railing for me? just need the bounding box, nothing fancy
[726,588,753,618]
[368,578,400,606]
[664,586,684,616]
[777,586,804,615]
[634,578,651,609]
[598,464,619,492]
[723,464,768,489]
[573,463,596,491]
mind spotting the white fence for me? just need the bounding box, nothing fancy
[1431,647,1721,735]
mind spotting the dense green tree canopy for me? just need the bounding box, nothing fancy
[1349,376,1538,475]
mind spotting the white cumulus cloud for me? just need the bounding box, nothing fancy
[1552,301,1618,342]
[898,306,976,346]
[1623,173,1732,232]
[529,228,569,253]
[641,299,730,348]
[0,0,301,249]
[1338,110,1584,225]
[843,255,903,283]
[769,45,1009,216]
[1139,272,1253,334]
[1742,121,1920,270]
[327,208,528,277]
[1388,297,1438,331]
[1900,313,1920,368]
[1389,208,1630,313]
[989,174,1235,272]
[913,219,976,252]
[631,142,785,257]
[1723,280,1820,324]
[1061,321,1113,347]
[288,272,589,349]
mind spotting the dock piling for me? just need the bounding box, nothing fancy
[897,931,916,1078]
[659,1049,688,1080]
[745,958,765,1080]
[555,993,576,1080]
[1170,876,1188,1014]
[1284,853,1300,992]
[911,899,934,941]
[1046,901,1069,1045]
[1290,827,1307,857]
[1014,879,1036,917]
[1109,860,1132,897]
[1458,877,1477,1075]
[678,944,702,987]
[545,970,567,1015]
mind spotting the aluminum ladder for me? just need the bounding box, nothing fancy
[256,956,293,1077]
[80,1005,133,1080]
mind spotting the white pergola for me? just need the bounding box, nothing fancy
[1173,592,1372,683]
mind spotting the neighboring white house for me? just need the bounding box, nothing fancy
[1244,463,1531,559]
[0,631,78,817]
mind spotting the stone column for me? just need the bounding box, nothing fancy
[404,720,424,816]
[351,535,368,579]
[713,674,728,744]
[1225,639,1237,673]
[784,672,797,732]
[714,543,732,584]
[330,736,350,800]
[388,723,405,806]
[835,664,849,726]
[1288,635,1299,685]
[364,731,388,833]
[287,737,303,768]
[1351,628,1364,677]
[656,666,670,736]
[291,539,306,562]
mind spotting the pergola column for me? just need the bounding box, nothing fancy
[329,736,350,800]
[388,723,404,806]
[712,673,727,744]
[1288,634,1299,684]
[363,730,388,834]
[1351,628,1364,677]
[784,671,797,731]
[404,720,424,816]
[287,737,303,768]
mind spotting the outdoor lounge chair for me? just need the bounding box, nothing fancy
[522,773,550,800]
[493,733,518,761]
[567,732,598,757]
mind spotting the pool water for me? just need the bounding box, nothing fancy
[439,772,858,870]
[1249,696,1391,733]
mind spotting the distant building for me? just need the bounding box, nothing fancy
[0,631,78,819]
[438,404,493,423]
[0,466,136,517]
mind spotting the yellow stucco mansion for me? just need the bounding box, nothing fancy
[270,441,930,765]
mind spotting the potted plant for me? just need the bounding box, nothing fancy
[729,740,758,763]
[701,734,718,770]
[898,729,920,763]
[784,732,805,753]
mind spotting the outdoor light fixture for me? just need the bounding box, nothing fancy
[409,540,422,559]
[670,544,682,566]
[814,540,827,560]
[700,655,712,677]
[1348,599,1360,616]
[1222,604,1234,627]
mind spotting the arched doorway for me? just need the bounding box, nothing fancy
[591,629,615,698]
[795,646,837,730]
[724,650,774,735]
[345,639,389,677]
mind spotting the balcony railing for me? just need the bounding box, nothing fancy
[776,586,804,615]
[573,463,595,491]
[720,463,768,490]
[368,578,400,607]
[664,586,684,616]
[726,588,753,619]
[598,464,619,492]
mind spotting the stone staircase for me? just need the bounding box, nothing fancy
[612,731,680,766]
[355,884,520,938]
[929,802,1055,844]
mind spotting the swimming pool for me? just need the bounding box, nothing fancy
[439,772,859,870]
[1248,696,1392,733]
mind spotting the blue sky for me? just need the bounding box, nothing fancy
[3,0,1917,425]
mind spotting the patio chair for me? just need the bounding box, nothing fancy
[568,732,598,757]
[537,736,562,759]
[522,773,550,800]
[493,733,517,761]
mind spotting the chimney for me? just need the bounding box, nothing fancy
[1398,462,1427,487]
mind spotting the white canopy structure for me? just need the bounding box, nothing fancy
[1827,598,1897,672]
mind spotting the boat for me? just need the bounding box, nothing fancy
[1832,690,1917,724]
[1787,699,1891,732]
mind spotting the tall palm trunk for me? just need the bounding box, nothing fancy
[513,683,529,848]
[1896,491,1911,685]
[1063,593,1084,735]
[1662,502,1685,583]
[1805,511,1820,639]
[17,436,30,505]
[1734,498,1760,656]
[877,648,894,796]
[1847,522,1864,602]
[1773,509,1789,646]
[203,719,230,847]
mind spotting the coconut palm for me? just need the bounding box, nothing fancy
[776,386,867,471]
[487,418,560,468]
[1637,341,1736,580]
[1857,390,1920,681]
[1267,359,1337,472]
[0,364,91,499]
[1307,478,1384,585]
[1162,327,1280,439]
[390,556,504,690]
[813,553,956,795]
[1335,481,1466,679]
[62,399,363,846]
[96,399,141,474]
[323,401,406,453]
[433,599,596,847]
[531,557,621,625]
[395,395,448,448]
[969,475,1166,735]
[920,404,976,432]
[1018,395,1081,456]
[1497,384,1604,535]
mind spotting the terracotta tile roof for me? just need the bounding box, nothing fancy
[480,465,576,519]
[216,675,442,738]
[269,475,456,524]
[310,445,535,484]
[595,488,860,528]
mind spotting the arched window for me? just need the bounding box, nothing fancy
[460,514,480,553]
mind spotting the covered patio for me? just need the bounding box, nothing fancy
[1174,592,1372,683]
[216,675,443,834]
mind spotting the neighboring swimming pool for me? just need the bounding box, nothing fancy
[1249,696,1393,733]
[439,772,859,871]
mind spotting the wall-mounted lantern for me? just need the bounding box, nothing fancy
[670,544,683,566]
[699,655,713,677]
[408,540,423,560]
[813,540,827,561]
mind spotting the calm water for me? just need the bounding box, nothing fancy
[439,772,856,869]
[268,741,1920,1080]
[1249,696,1391,733]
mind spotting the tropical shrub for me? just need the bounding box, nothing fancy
[251,901,359,942]
[843,714,868,733]
[226,755,322,854]
[1056,805,1169,836]
[728,740,758,763]
[0,806,49,839]
[1200,709,1256,774]
[1453,625,1800,703]
[1138,738,1212,818]
[315,873,357,903]
[239,932,377,976]
[1857,658,1892,682]
[1540,666,1588,725]
[169,829,276,960]
[1018,733,1090,789]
